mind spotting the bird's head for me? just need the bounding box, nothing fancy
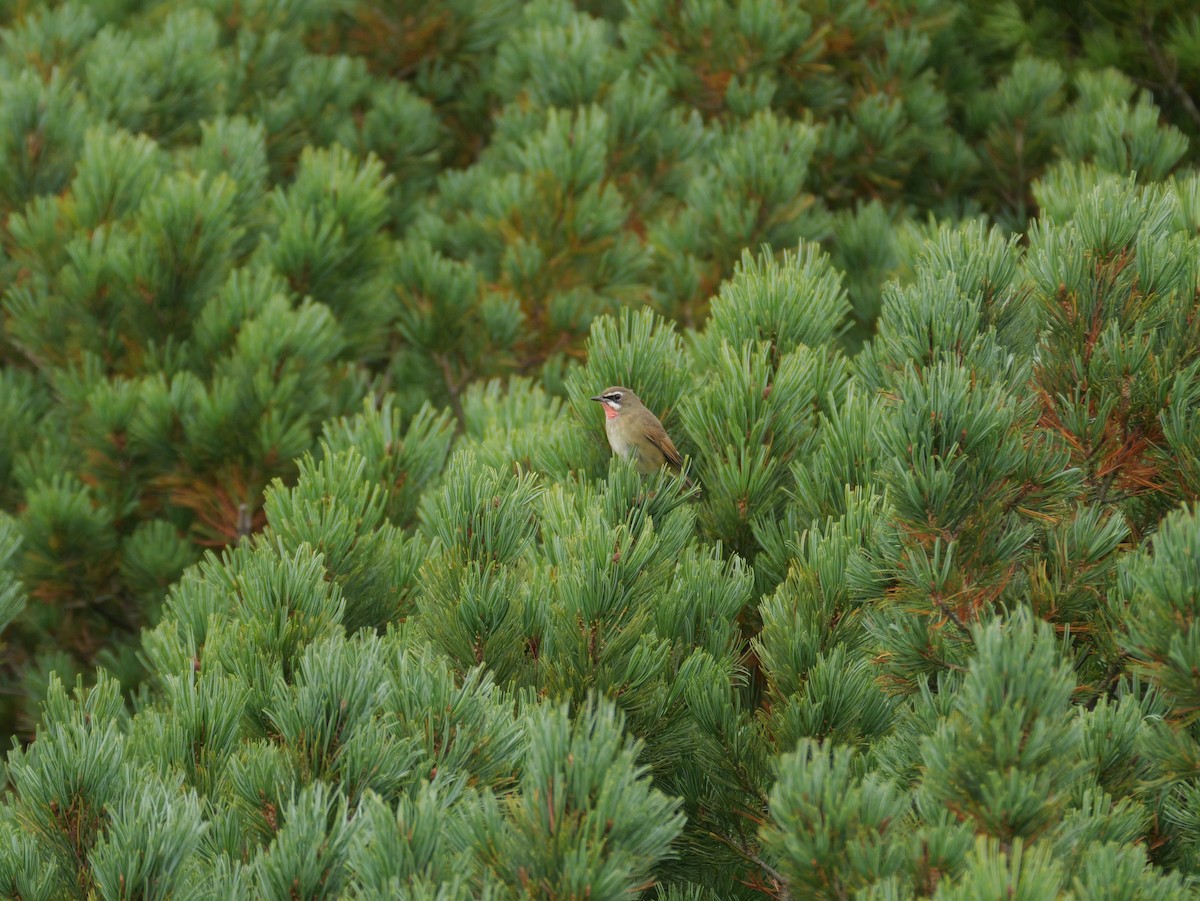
[590,387,639,421]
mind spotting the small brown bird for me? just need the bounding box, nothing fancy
[591,387,686,479]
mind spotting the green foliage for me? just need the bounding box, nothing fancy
[919,613,1084,842]
[85,8,226,147]
[0,70,85,211]
[0,514,25,665]
[1029,174,1200,535]
[4,673,129,899]
[3,0,1200,897]
[472,700,684,897]
[1123,505,1200,718]
[763,739,909,896]
[89,778,207,901]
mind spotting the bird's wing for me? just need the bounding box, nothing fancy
[646,427,684,470]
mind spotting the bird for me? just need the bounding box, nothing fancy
[590,386,688,481]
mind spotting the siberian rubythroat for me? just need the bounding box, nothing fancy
[590,387,688,480]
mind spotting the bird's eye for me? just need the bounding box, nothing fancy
[606,393,621,402]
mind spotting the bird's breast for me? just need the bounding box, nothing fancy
[605,420,659,473]
[604,418,630,455]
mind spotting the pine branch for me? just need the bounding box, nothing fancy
[433,351,468,428]
[1141,23,1200,132]
[706,829,789,900]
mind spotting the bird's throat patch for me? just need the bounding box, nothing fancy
[604,406,619,420]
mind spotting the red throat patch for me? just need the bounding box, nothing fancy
[604,406,619,420]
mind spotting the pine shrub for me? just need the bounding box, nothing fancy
[2,0,1200,897]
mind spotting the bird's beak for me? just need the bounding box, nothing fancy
[590,395,604,403]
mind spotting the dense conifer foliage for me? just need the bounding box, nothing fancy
[1,0,1200,897]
